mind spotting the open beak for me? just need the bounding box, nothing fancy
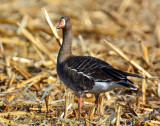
[56,19,65,29]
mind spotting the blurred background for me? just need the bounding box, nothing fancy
[0,0,160,125]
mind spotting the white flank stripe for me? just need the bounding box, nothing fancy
[90,82,123,94]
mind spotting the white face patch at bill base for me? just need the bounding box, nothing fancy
[60,19,66,27]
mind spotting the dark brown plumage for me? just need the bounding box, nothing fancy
[56,16,143,113]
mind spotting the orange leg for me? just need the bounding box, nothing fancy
[78,97,82,113]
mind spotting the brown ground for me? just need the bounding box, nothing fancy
[0,0,160,125]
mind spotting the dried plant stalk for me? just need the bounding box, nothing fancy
[13,64,32,79]
[41,7,62,46]
[19,27,56,63]
[104,39,152,78]
[145,120,160,125]
[116,105,121,126]
[0,37,26,46]
[105,92,111,100]
[8,73,47,90]
[0,117,29,126]
[44,96,49,112]
[101,8,129,27]
[155,22,160,48]
[84,114,89,126]
[136,96,140,108]
[142,73,146,104]
[0,41,5,58]
[0,111,28,116]
[90,105,95,120]
[32,43,45,60]
[8,73,15,88]
[63,91,69,125]
[5,57,12,79]
[140,40,149,63]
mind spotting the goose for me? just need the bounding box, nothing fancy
[56,16,143,113]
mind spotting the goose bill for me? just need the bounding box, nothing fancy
[56,19,65,29]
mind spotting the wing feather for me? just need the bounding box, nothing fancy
[66,56,142,90]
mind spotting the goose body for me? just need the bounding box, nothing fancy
[56,16,143,113]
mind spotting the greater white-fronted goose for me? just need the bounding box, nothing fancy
[56,16,143,113]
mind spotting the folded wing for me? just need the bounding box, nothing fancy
[66,56,142,92]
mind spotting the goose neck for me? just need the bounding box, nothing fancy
[58,27,72,63]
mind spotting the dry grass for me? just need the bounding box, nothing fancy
[0,0,160,125]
